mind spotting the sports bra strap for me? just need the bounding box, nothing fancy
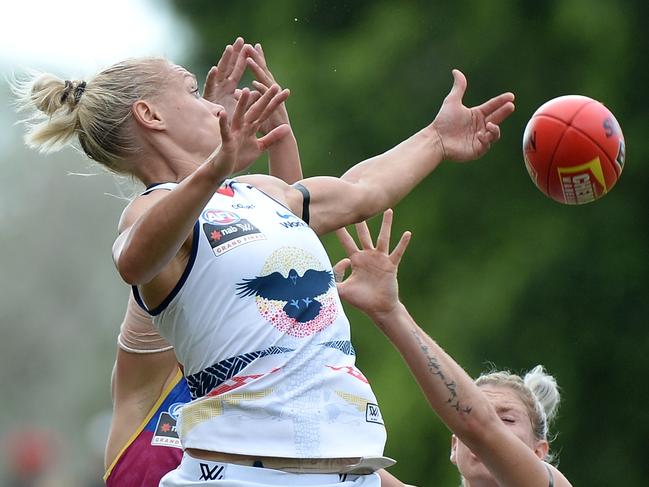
[545,463,555,487]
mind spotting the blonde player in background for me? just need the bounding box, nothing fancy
[334,210,572,487]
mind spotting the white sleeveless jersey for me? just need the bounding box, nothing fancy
[134,180,387,458]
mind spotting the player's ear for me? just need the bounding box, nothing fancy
[533,439,549,460]
[450,434,458,464]
[132,99,165,131]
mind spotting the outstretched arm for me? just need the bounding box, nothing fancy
[334,211,571,487]
[241,70,514,235]
[315,70,514,234]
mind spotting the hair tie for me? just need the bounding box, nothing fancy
[61,80,86,105]
[74,81,87,104]
[60,80,73,103]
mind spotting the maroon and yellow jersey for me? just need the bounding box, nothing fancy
[104,369,190,486]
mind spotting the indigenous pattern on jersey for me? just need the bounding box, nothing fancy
[134,180,387,458]
[104,369,190,486]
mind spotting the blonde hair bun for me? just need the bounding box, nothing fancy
[524,365,561,423]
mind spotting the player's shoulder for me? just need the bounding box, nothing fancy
[234,173,282,189]
[546,463,572,487]
[234,174,302,214]
[117,185,174,234]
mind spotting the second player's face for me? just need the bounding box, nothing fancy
[450,385,543,485]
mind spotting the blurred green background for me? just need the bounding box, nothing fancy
[1,0,647,485]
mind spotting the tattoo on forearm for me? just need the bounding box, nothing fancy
[412,329,472,415]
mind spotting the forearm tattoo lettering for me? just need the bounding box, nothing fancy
[412,329,472,415]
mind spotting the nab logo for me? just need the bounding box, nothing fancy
[151,411,181,448]
[203,216,265,256]
[199,463,226,481]
[365,403,384,425]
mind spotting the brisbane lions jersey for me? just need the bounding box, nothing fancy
[104,370,190,486]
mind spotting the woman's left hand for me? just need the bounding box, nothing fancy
[430,69,515,162]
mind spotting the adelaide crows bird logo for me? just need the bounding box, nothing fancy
[236,268,334,323]
[237,247,339,337]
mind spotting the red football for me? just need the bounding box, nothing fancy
[522,95,625,204]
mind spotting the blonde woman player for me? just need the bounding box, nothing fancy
[103,39,307,486]
[334,210,572,487]
[102,41,411,487]
[16,35,514,486]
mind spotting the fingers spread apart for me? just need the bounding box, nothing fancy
[335,210,412,266]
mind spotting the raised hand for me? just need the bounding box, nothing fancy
[334,210,411,319]
[203,37,248,115]
[242,43,291,135]
[210,84,291,176]
[430,69,515,162]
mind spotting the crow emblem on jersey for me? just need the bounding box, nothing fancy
[237,268,334,322]
[236,247,338,337]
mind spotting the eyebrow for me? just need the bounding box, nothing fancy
[173,66,197,84]
[494,406,521,415]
